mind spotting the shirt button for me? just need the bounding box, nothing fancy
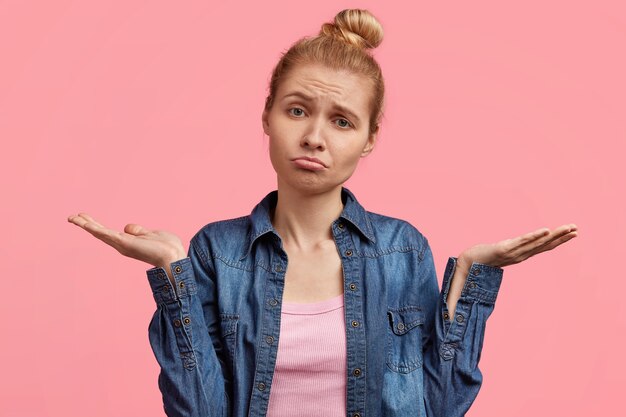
[443,312,450,321]
[257,382,266,391]
[456,314,464,323]
[183,317,191,325]
[349,283,357,291]
[472,267,481,275]
[269,299,278,307]
[179,281,185,289]
[468,281,477,289]
[266,336,274,345]
[353,368,362,377]
[338,223,344,229]
[174,265,182,274]
[351,320,360,327]
[397,322,405,331]
[173,319,182,327]
[345,250,353,256]
[353,413,361,417]
[274,265,283,272]
[162,285,169,293]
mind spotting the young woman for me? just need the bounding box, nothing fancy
[67,9,577,417]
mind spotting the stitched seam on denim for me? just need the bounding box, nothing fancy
[359,245,421,258]
[213,252,272,273]
[462,283,498,304]
[388,307,424,333]
[248,263,272,414]
[178,298,196,353]
[190,238,218,279]
[386,311,423,372]
[465,293,497,304]
[174,281,197,298]
[213,252,253,271]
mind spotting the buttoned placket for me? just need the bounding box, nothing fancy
[247,233,288,417]
[246,219,367,417]
[332,219,367,417]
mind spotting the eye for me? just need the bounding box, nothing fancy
[288,107,305,117]
[335,118,352,129]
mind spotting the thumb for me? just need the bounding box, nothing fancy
[124,223,150,236]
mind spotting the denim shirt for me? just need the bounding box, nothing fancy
[146,186,504,417]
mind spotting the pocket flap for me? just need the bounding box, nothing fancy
[219,314,239,337]
[388,307,424,336]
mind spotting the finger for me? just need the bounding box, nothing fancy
[68,214,123,245]
[69,215,100,233]
[124,223,150,236]
[76,212,105,228]
[535,225,577,247]
[68,213,104,229]
[67,213,102,227]
[502,227,550,255]
[507,225,574,261]
[512,230,577,263]
[526,230,578,257]
[68,214,91,229]
[530,224,572,249]
[553,223,577,234]
[516,227,551,246]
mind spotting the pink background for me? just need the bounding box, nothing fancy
[1,0,624,415]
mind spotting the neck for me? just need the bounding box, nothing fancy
[271,178,344,251]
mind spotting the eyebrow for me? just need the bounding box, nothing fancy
[281,91,362,123]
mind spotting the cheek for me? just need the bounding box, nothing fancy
[268,137,278,161]
[337,146,367,174]
[267,135,285,171]
[335,143,363,163]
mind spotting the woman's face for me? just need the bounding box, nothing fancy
[262,63,377,194]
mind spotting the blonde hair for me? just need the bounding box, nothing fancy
[264,9,385,135]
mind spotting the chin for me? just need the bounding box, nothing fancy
[280,173,345,195]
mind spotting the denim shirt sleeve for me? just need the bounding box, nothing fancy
[145,240,227,417]
[420,240,504,417]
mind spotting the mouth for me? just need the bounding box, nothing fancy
[292,156,327,167]
[292,157,327,171]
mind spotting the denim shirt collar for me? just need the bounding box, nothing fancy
[240,186,376,261]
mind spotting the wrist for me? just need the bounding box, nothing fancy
[455,255,472,272]
[161,251,187,267]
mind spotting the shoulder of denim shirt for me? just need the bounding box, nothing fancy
[338,186,428,255]
[363,210,430,258]
[188,189,279,268]
[187,214,250,275]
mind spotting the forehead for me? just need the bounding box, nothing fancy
[278,64,372,113]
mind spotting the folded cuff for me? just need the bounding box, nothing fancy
[146,257,195,305]
[442,257,503,305]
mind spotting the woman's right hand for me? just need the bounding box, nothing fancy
[67,213,187,275]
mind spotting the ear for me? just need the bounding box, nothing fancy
[262,108,270,135]
[361,128,378,157]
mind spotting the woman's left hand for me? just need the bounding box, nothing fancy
[457,223,579,270]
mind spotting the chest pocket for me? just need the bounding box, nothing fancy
[386,306,424,374]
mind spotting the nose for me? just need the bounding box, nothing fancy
[300,117,326,149]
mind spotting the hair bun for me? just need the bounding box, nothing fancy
[319,9,384,50]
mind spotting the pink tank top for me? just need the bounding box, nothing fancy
[266,293,347,417]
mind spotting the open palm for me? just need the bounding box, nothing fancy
[457,223,579,270]
[67,212,186,269]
